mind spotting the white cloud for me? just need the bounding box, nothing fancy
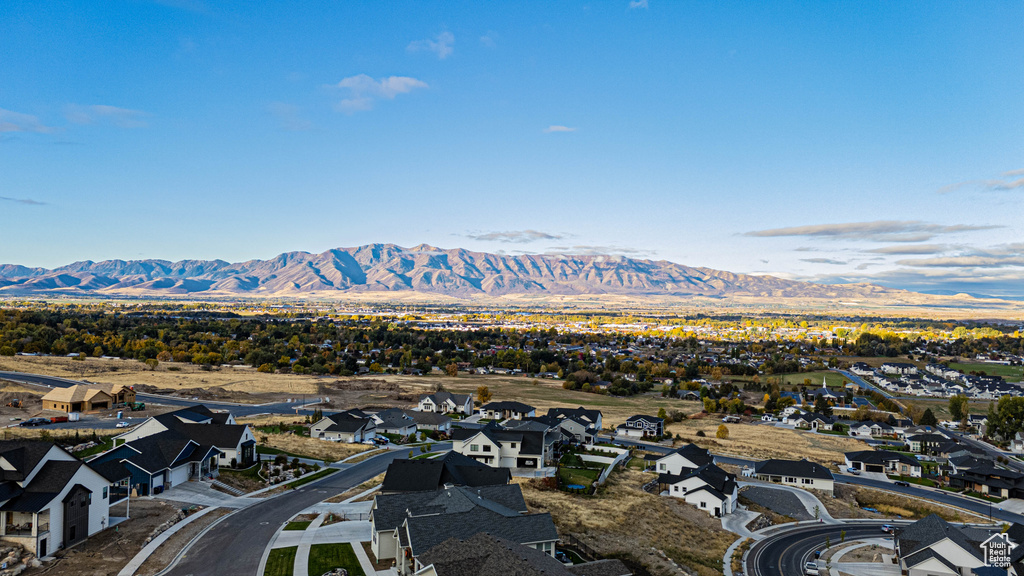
[0,196,46,206]
[466,230,564,243]
[65,104,148,128]
[407,32,455,60]
[629,0,649,8]
[332,74,428,113]
[480,32,498,47]
[745,220,1000,243]
[543,125,576,133]
[938,169,1024,193]
[0,109,54,133]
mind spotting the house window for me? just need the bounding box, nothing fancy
[659,464,666,471]
[482,445,492,452]
[510,443,516,449]
[700,502,706,508]
[103,487,108,499]
[470,444,479,452]
[673,486,679,492]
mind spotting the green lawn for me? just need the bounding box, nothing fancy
[773,371,850,389]
[559,466,601,487]
[73,437,114,459]
[307,543,365,576]
[284,521,311,531]
[264,546,297,576]
[949,362,1022,382]
[887,475,937,487]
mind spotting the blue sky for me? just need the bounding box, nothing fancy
[1,1,1022,297]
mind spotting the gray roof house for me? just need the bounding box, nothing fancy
[310,409,377,443]
[415,533,631,576]
[369,484,558,575]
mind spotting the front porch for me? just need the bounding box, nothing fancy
[0,510,50,555]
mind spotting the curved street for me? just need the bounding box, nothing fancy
[745,522,894,576]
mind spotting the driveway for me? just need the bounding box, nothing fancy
[158,481,253,509]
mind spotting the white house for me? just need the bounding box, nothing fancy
[417,391,474,415]
[0,441,130,556]
[659,463,738,518]
[654,444,714,475]
[479,401,537,421]
[615,415,665,439]
[449,427,551,470]
[753,459,834,496]
[311,409,377,443]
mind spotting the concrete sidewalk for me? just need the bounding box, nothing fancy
[159,481,252,509]
[293,513,327,576]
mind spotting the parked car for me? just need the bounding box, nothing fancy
[115,421,130,428]
[373,437,389,445]
[555,551,571,564]
[19,418,49,427]
[881,524,894,534]
[894,480,910,487]
[804,561,819,575]
[846,467,861,475]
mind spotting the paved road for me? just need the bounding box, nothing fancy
[0,370,323,419]
[746,522,896,576]
[165,447,417,576]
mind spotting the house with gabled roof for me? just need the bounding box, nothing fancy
[654,444,714,475]
[372,408,418,437]
[753,458,834,495]
[380,451,511,494]
[844,450,922,477]
[92,431,222,496]
[480,401,537,421]
[450,424,554,470]
[369,484,558,575]
[310,409,377,443]
[42,383,136,413]
[895,514,986,576]
[113,404,255,468]
[658,462,738,517]
[417,390,474,415]
[616,415,664,439]
[0,440,130,556]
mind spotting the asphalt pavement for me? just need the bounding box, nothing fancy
[746,522,896,576]
[164,446,424,576]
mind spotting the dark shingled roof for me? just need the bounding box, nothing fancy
[481,401,536,413]
[547,407,602,424]
[372,484,529,532]
[0,441,57,482]
[662,443,713,467]
[896,514,983,561]
[404,507,558,556]
[754,459,834,480]
[450,427,547,457]
[845,450,921,467]
[404,410,452,427]
[381,452,511,493]
[417,533,632,576]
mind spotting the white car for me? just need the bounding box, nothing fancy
[115,421,130,428]
[804,561,819,575]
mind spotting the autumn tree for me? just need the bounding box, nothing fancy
[476,385,493,404]
[445,363,459,377]
[949,394,969,422]
[716,424,730,439]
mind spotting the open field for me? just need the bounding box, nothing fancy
[517,469,735,576]
[253,431,370,463]
[667,419,869,465]
[900,397,992,422]
[823,484,985,523]
[949,362,1022,382]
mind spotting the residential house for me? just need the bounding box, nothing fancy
[92,432,222,496]
[906,433,947,455]
[113,405,255,469]
[479,401,537,421]
[789,412,836,431]
[895,514,986,576]
[450,424,553,470]
[546,407,603,443]
[850,362,874,376]
[417,391,474,415]
[372,409,418,437]
[844,450,922,477]
[0,441,130,556]
[41,383,136,413]
[413,533,631,576]
[881,362,919,375]
[310,409,377,443]
[949,461,1024,499]
[403,410,452,433]
[380,451,511,494]
[616,415,665,439]
[848,421,894,437]
[369,484,558,575]
[654,444,714,475]
[658,463,738,517]
[753,459,835,495]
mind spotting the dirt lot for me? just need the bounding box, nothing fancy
[518,469,735,576]
[135,508,232,576]
[25,499,181,576]
[822,483,985,522]
[665,418,868,465]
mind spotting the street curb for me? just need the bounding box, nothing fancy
[117,506,218,576]
[150,507,239,576]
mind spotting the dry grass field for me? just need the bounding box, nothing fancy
[517,469,735,576]
[824,484,985,522]
[258,432,370,463]
[666,418,869,465]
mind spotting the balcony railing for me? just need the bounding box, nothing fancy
[4,523,48,536]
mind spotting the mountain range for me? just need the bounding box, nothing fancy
[0,243,982,302]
